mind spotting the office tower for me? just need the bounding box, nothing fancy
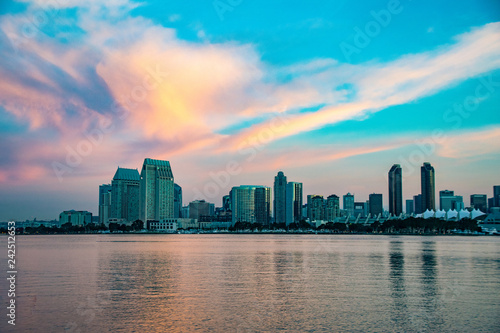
[353,201,368,218]
[470,194,487,212]
[231,185,271,225]
[439,190,454,210]
[343,193,355,216]
[140,158,174,222]
[494,186,500,207]
[441,195,464,211]
[286,182,303,225]
[273,171,287,224]
[98,184,112,224]
[369,193,383,216]
[174,183,182,218]
[307,195,324,221]
[406,199,414,214]
[421,162,435,211]
[325,194,340,222]
[189,200,214,219]
[110,167,140,222]
[223,195,231,211]
[413,194,422,214]
[388,164,403,216]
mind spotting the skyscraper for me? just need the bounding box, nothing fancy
[231,185,271,225]
[98,184,112,225]
[439,190,454,210]
[140,158,174,222]
[369,193,383,216]
[343,193,354,216]
[494,186,500,207]
[413,194,422,214]
[307,195,324,221]
[189,200,214,219]
[421,162,435,211]
[325,194,340,222]
[470,194,487,212]
[388,164,402,216]
[286,182,303,225]
[110,168,140,222]
[174,183,182,218]
[273,171,287,224]
[441,195,464,211]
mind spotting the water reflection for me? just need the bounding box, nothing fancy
[388,240,409,330]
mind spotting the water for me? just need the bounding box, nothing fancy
[1,234,499,332]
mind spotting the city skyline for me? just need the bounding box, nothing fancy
[1,0,499,220]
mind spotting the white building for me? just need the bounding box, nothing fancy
[59,210,92,226]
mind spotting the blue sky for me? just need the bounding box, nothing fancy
[0,0,499,220]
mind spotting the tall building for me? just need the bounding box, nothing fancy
[421,162,435,211]
[110,167,140,222]
[388,164,403,216]
[494,186,500,207]
[174,183,182,218]
[441,195,464,211]
[189,200,214,219]
[307,195,324,221]
[231,185,271,225]
[286,182,303,225]
[439,190,454,210]
[59,210,92,226]
[470,194,487,212]
[140,158,174,222]
[222,195,231,211]
[325,194,340,222]
[353,201,368,218]
[369,193,383,216]
[406,199,414,215]
[98,184,112,225]
[413,194,422,214]
[273,171,287,224]
[343,193,355,216]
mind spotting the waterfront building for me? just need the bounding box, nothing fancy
[110,167,140,223]
[421,162,436,211]
[59,210,92,226]
[413,194,422,214]
[98,184,112,225]
[441,195,464,211]
[406,199,414,214]
[470,194,487,212]
[353,201,368,218]
[494,186,500,207]
[140,158,174,222]
[174,183,182,218]
[286,182,303,225]
[369,193,383,216]
[343,193,355,216]
[231,185,271,225]
[307,195,324,221]
[439,190,454,210]
[388,164,403,216]
[274,171,287,224]
[189,200,215,219]
[325,194,340,222]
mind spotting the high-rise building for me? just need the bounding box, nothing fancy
[189,200,214,219]
[406,199,414,215]
[369,193,383,216]
[421,162,435,211]
[307,195,324,221]
[110,168,140,222]
[470,194,487,212]
[231,185,271,225]
[222,195,231,211]
[325,194,340,222]
[140,158,174,222]
[343,193,354,216]
[98,184,112,225]
[388,164,403,216]
[494,186,500,207]
[286,182,303,225]
[273,171,287,224]
[439,190,454,210]
[413,194,422,214]
[174,183,182,218]
[353,201,368,218]
[441,195,464,211]
[59,210,92,226]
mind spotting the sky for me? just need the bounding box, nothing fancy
[0,0,499,221]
